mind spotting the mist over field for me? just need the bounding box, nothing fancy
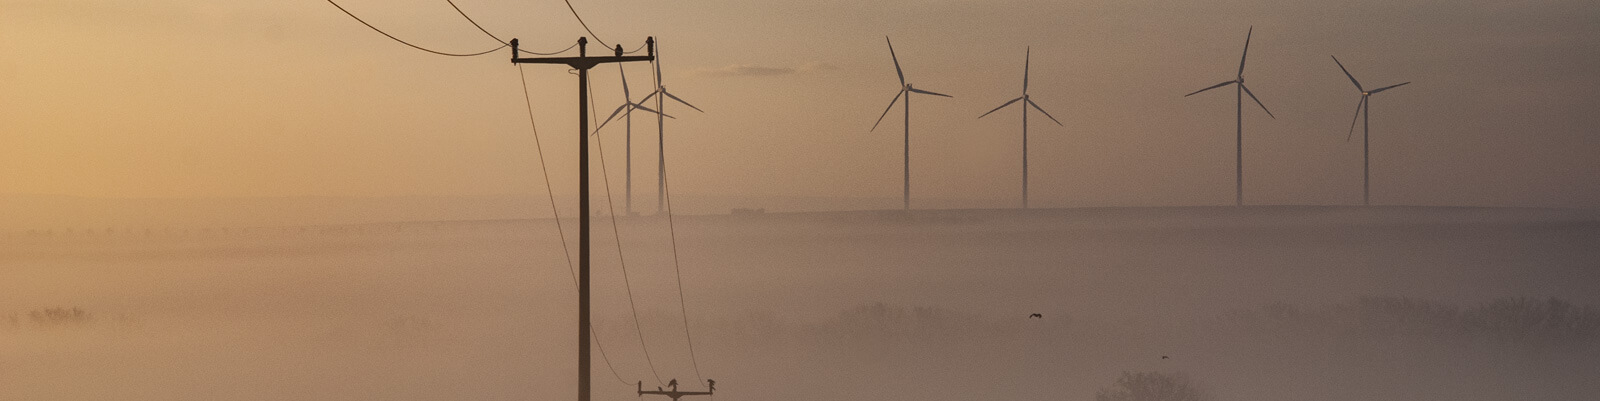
[5,207,1598,401]
[7,0,1600,399]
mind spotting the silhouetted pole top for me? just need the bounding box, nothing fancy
[511,37,654,69]
[638,379,715,401]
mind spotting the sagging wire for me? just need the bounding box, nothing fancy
[446,0,580,56]
[651,52,708,386]
[591,84,669,387]
[327,0,504,57]
[517,64,631,386]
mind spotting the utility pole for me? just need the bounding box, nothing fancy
[638,379,715,401]
[512,36,654,401]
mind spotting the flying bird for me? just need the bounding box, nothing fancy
[1029,313,1043,319]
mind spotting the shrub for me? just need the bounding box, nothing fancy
[1465,297,1600,346]
[1096,371,1205,401]
[28,307,92,327]
[1228,297,1600,347]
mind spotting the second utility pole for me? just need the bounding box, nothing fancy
[511,36,654,401]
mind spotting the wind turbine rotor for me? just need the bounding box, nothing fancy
[1027,98,1063,126]
[1023,47,1031,94]
[631,103,673,118]
[1331,55,1365,92]
[662,91,703,112]
[979,97,1024,119]
[886,36,906,87]
[596,103,633,133]
[1240,84,1274,119]
[619,64,631,99]
[1346,96,1366,141]
[1238,26,1253,77]
[1186,80,1237,97]
[1369,82,1410,94]
[871,90,905,131]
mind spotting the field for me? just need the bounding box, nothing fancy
[3,206,1598,401]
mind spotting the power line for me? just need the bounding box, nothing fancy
[447,0,509,44]
[526,42,582,56]
[563,0,611,49]
[518,65,632,387]
[653,57,707,385]
[592,86,668,387]
[325,0,505,57]
[446,0,581,56]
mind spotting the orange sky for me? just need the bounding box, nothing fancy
[2,0,1598,208]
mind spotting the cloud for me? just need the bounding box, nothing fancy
[693,61,839,78]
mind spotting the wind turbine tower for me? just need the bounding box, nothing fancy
[1184,26,1275,206]
[596,65,671,215]
[871,36,953,210]
[638,43,704,214]
[979,47,1064,209]
[1331,55,1409,206]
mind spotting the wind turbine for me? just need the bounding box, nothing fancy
[596,64,671,215]
[1331,55,1409,206]
[871,36,952,210]
[1185,26,1275,206]
[637,42,703,215]
[978,47,1063,209]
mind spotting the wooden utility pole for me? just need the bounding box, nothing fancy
[511,36,654,401]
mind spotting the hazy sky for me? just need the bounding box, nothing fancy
[2,0,1598,208]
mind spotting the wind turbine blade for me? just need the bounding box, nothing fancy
[908,88,953,98]
[1027,99,1064,126]
[596,103,630,133]
[1238,26,1252,76]
[1241,84,1275,119]
[653,42,664,86]
[870,90,905,131]
[978,97,1024,119]
[886,36,906,86]
[631,103,675,119]
[663,91,704,112]
[1023,47,1030,93]
[1369,82,1410,94]
[639,90,660,105]
[1345,97,1365,142]
[1330,55,1364,92]
[1185,80,1236,97]
[619,64,631,99]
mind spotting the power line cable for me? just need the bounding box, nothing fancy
[446,0,580,56]
[653,56,707,386]
[525,42,582,56]
[326,0,505,57]
[518,65,631,387]
[563,0,611,49]
[592,87,669,387]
